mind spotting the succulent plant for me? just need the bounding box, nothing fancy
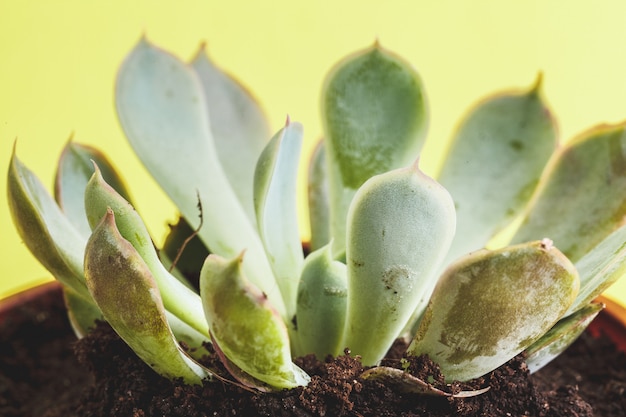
[8,36,626,393]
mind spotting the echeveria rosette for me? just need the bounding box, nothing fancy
[8,36,626,393]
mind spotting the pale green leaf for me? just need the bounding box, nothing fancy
[408,240,579,382]
[84,209,211,384]
[437,75,557,262]
[115,37,284,317]
[55,140,132,237]
[525,302,603,373]
[307,140,331,252]
[7,148,89,300]
[322,42,428,254]
[567,224,626,314]
[296,242,347,358]
[253,121,304,318]
[191,45,270,223]
[511,123,626,262]
[343,161,455,365]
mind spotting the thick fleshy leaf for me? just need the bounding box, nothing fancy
[55,140,132,237]
[567,224,626,315]
[191,45,270,223]
[343,161,456,365]
[253,121,304,318]
[115,37,284,317]
[200,253,310,389]
[84,166,209,338]
[437,76,557,262]
[408,240,579,382]
[84,209,210,384]
[7,148,89,299]
[63,286,102,337]
[511,123,626,262]
[525,302,603,373]
[296,243,347,358]
[322,42,428,254]
[360,367,490,397]
[308,140,331,252]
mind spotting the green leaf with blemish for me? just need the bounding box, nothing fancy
[84,166,209,338]
[437,75,557,263]
[7,148,89,300]
[308,140,331,252]
[55,140,132,237]
[191,45,270,224]
[525,302,603,373]
[296,243,347,358]
[511,123,626,262]
[408,240,579,382]
[84,209,211,384]
[343,161,455,365]
[200,253,310,390]
[253,121,304,318]
[322,42,428,254]
[115,37,283,317]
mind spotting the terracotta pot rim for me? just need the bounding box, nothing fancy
[0,281,61,316]
[1,282,624,352]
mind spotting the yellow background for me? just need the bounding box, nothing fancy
[1,0,625,306]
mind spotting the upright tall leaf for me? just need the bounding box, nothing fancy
[115,37,284,317]
[343,161,455,365]
[437,75,557,262]
[511,123,626,262]
[7,149,88,299]
[308,140,331,251]
[253,121,304,318]
[322,43,428,254]
[191,45,270,223]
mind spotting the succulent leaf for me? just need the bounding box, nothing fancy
[55,140,132,237]
[62,286,102,337]
[84,166,209,338]
[408,240,579,382]
[567,224,626,314]
[308,140,331,251]
[200,253,310,389]
[115,37,284,317]
[84,209,211,384]
[343,161,455,365]
[322,42,428,254]
[191,45,270,224]
[525,302,603,373]
[296,243,348,358]
[511,123,626,262]
[7,148,89,300]
[437,75,557,262]
[253,121,304,318]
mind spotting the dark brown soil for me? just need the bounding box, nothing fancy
[1,284,625,416]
